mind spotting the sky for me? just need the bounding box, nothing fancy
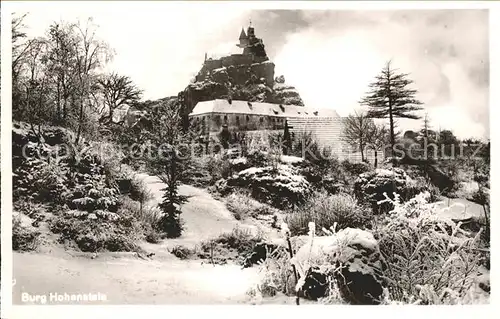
[9,2,489,140]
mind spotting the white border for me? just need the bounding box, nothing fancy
[1,2,14,318]
[1,1,497,318]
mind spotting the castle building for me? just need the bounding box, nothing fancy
[190,99,340,133]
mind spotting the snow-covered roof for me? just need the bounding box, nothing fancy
[189,99,340,118]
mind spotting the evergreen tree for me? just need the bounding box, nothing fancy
[146,100,189,238]
[419,113,432,141]
[283,119,292,155]
[219,124,231,149]
[360,60,423,164]
[418,113,437,160]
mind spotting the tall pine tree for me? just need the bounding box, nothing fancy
[360,61,423,164]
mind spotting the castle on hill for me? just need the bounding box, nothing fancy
[187,23,373,162]
[194,23,271,84]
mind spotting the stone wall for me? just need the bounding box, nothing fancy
[204,59,223,72]
[222,54,252,67]
[199,55,266,74]
[287,116,379,163]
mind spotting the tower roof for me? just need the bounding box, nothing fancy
[239,28,247,40]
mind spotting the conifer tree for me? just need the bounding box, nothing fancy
[360,61,423,163]
[283,119,292,155]
[146,100,189,238]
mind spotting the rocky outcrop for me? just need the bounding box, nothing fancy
[273,83,304,106]
[181,60,306,119]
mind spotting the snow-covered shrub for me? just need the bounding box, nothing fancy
[341,160,371,176]
[374,191,486,304]
[49,213,144,253]
[286,192,372,236]
[13,157,69,204]
[354,167,429,213]
[183,155,231,187]
[225,191,266,220]
[257,222,385,304]
[255,245,296,297]
[226,165,312,209]
[118,197,162,229]
[199,227,264,265]
[246,150,272,168]
[12,215,41,251]
[170,245,196,259]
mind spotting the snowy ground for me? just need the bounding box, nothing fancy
[13,173,279,305]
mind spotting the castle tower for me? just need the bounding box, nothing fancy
[237,28,249,49]
[247,24,255,38]
[235,22,268,59]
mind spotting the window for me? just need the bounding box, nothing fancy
[236,116,240,125]
[246,115,250,122]
[259,117,264,123]
[224,115,228,122]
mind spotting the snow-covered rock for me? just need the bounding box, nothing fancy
[292,228,385,304]
[225,165,312,209]
[354,167,424,213]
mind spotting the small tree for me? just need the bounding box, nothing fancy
[366,123,389,168]
[360,60,424,164]
[283,119,292,155]
[437,129,459,158]
[342,111,374,162]
[418,113,437,160]
[156,146,187,238]
[146,100,189,238]
[219,124,231,149]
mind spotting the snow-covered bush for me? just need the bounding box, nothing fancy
[225,191,269,220]
[285,192,372,236]
[12,215,41,251]
[354,167,430,213]
[226,165,312,209]
[341,160,371,176]
[374,191,486,304]
[256,222,385,304]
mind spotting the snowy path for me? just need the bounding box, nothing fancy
[13,173,268,305]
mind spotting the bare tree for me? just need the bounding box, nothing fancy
[12,13,31,83]
[96,72,142,124]
[72,18,114,143]
[17,38,53,139]
[366,122,389,168]
[342,111,374,162]
[44,21,80,123]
